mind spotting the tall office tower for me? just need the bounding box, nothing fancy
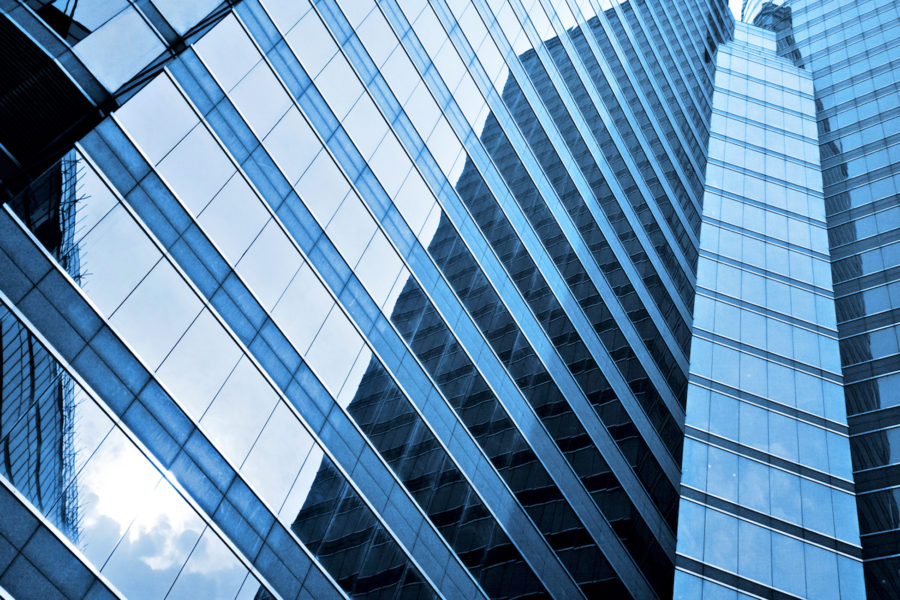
[742,1,900,596]
[0,0,737,598]
[674,20,865,598]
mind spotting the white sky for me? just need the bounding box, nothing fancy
[728,0,743,20]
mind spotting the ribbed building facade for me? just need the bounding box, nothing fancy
[745,1,900,597]
[675,21,865,598]
[3,0,897,598]
[0,0,730,598]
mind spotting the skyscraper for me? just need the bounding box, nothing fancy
[674,20,864,598]
[744,1,900,596]
[0,0,895,599]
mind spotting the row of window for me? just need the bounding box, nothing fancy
[682,435,857,542]
[7,0,735,597]
[72,141,443,596]
[707,163,826,222]
[677,498,864,599]
[0,303,268,600]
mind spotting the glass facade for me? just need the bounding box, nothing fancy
[744,1,900,596]
[674,21,865,598]
[1,0,893,598]
[0,0,731,598]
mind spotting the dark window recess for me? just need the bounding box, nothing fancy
[0,13,97,196]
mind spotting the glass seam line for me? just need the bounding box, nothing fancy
[716,64,817,100]
[820,132,900,171]
[825,194,900,227]
[842,356,900,386]
[677,494,864,559]
[818,101,900,145]
[857,482,900,496]
[845,395,900,427]
[677,496,863,559]
[833,266,900,300]
[824,163,900,198]
[861,550,900,563]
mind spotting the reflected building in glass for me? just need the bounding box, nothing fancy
[0,0,893,598]
[1,169,80,544]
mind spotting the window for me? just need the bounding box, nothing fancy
[116,74,198,165]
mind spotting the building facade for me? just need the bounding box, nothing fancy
[0,0,894,599]
[744,1,900,596]
[674,21,865,598]
[0,0,731,598]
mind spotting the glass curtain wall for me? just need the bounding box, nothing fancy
[675,21,865,600]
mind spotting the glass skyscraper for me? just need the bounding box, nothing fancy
[742,0,900,596]
[674,20,865,598]
[0,0,895,599]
